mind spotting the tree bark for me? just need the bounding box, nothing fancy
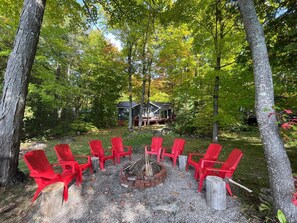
[212,0,222,143]
[0,0,46,185]
[138,76,146,130]
[212,75,219,143]
[127,42,134,131]
[238,0,297,221]
[146,58,152,127]
[138,39,148,131]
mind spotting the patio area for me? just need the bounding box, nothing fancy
[22,152,249,223]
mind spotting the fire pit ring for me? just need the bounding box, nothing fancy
[120,159,167,189]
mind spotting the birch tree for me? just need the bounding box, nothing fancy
[239,0,297,221]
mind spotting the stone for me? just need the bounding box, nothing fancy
[152,202,179,213]
[128,176,136,181]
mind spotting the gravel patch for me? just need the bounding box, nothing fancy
[24,152,249,223]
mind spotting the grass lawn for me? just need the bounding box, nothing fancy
[1,125,296,222]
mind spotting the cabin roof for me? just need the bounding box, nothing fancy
[116,101,137,108]
[117,101,172,110]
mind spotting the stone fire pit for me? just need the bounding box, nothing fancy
[120,158,167,189]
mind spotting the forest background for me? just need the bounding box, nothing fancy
[0,0,296,139]
[0,0,296,222]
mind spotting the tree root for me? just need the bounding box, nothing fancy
[0,170,28,187]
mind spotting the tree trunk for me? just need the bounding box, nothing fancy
[138,5,153,131]
[146,58,152,127]
[213,75,219,143]
[138,42,148,130]
[0,0,46,186]
[212,0,221,143]
[238,0,297,222]
[138,77,146,130]
[147,75,151,126]
[127,42,133,131]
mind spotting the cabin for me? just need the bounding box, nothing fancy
[117,101,137,121]
[116,101,173,125]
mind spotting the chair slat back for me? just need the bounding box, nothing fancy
[111,137,124,152]
[54,144,75,162]
[89,140,105,157]
[220,149,243,177]
[151,137,163,152]
[201,143,222,169]
[204,143,222,160]
[171,138,186,155]
[24,150,55,175]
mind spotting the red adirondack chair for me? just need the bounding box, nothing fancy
[293,192,297,206]
[162,138,186,166]
[144,137,163,162]
[198,148,243,196]
[23,149,78,202]
[186,143,222,180]
[54,144,93,184]
[89,140,115,170]
[111,137,132,164]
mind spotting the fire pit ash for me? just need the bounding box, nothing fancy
[120,155,167,189]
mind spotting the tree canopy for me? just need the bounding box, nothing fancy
[1,0,296,137]
[0,0,296,220]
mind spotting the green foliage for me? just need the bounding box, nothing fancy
[80,30,126,128]
[277,210,287,223]
[1,0,296,146]
[70,120,97,133]
[91,98,117,128]
[0,0,22,91]
[0,0,125,139]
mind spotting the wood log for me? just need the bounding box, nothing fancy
[91,157,99,172]
[226,178,253,193]
[178,155,187,171]
[206,176,226,210]
[40,182,64,217]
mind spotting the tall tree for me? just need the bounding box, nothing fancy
[116,23,140,131]
[167,0,245,141]
[238,0,297,221]
[98,0,142,130]
[23,0,88,138]
[127,39,137,130]
[0,0,46,185]
[136,0,160,130]
[80,30,126,127]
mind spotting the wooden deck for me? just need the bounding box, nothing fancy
[133,117,171,126]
